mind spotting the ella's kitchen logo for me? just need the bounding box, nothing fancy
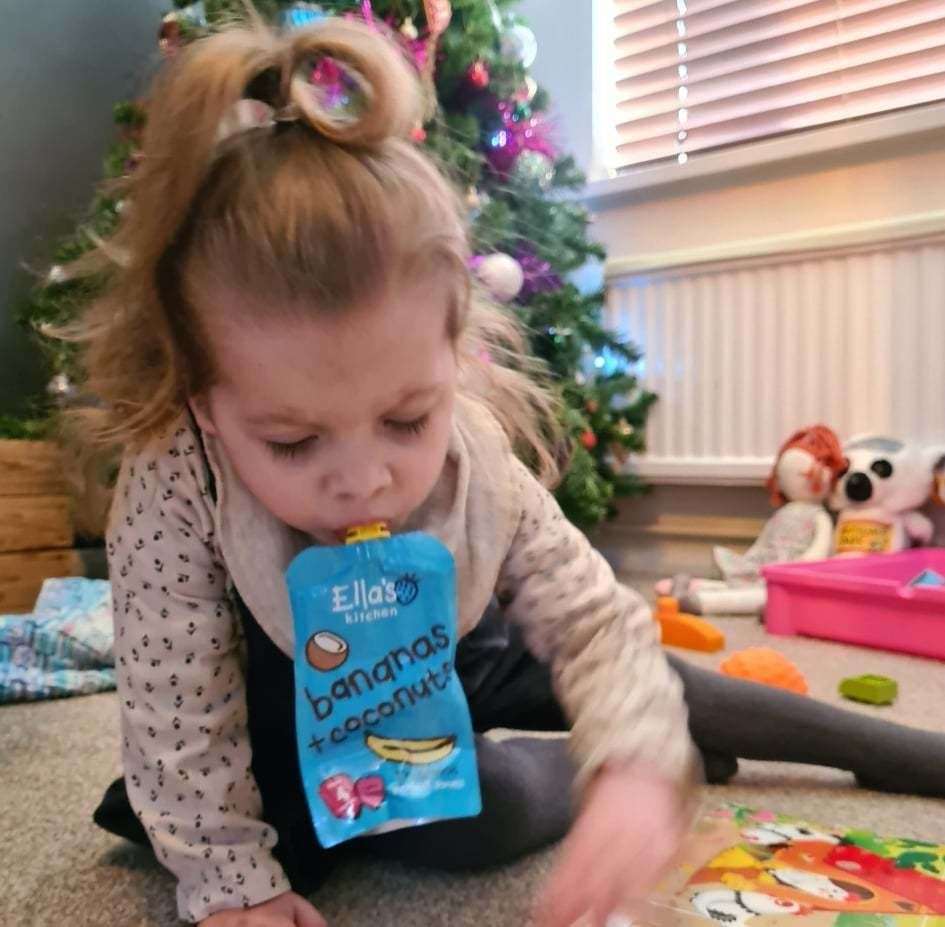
[331,573,420,612]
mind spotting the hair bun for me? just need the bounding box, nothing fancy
[284,19,422,147]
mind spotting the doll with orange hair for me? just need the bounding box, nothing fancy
[657,426,846,616]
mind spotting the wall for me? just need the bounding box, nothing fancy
[0,0,166,416]
[591,130,945,265]
[516,0,596,176]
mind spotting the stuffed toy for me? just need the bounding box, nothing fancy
[831,435,945,556]
[657,425,846,616]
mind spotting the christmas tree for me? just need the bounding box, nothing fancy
[6,0,657,528]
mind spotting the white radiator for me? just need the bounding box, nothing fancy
[606,232,945,484]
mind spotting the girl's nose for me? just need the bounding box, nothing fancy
[327,456,393,502]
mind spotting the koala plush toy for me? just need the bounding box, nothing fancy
[831,435,945,556]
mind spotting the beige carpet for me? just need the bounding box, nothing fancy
[3,617,944,927]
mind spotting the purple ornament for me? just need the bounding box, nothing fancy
[485,100,556,177]
[309,57,360,111]
[516,247,563,301]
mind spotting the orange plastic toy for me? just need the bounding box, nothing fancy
[654,597,725,652]
[720,647,809,694]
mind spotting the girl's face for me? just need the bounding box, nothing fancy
[192,278,458,545]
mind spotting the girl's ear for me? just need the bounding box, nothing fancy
[189,395,218,436]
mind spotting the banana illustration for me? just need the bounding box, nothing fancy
[365,732,456,765]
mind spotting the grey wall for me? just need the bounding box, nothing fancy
[0,0,166,415]
[516,0,594,175]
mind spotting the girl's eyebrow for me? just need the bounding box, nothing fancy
[243,385,444,428]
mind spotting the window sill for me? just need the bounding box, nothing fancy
[583,101,945,209]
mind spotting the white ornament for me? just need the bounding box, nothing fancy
[475,253,524,302]
[400,17,419,40]
[47,265,67,285]
[512,149,555,190]
[500,24,538,68]
[46,373,76,403]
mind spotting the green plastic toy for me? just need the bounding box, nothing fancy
[839,674,898,706]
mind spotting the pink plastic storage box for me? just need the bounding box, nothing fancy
[763,549,945,661]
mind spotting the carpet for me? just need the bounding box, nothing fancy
[2,617,943,927]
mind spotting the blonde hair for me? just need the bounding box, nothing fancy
[62,15,562,514]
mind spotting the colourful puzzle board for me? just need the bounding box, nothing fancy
[643,805,945,927]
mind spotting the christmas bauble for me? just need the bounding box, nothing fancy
[158,17,183,56]
[610,442,631,465]
[581,430,598,450]
[514,76,538,103]
[177,1,208,28]
[475,253,524,302]
[512,149,555,190]
[500,24,538,68]
[281,2,326,30]
[46,373,76,404]
[467,188,489,221]
[467,59,490,90]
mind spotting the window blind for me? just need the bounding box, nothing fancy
[611,0,945,171]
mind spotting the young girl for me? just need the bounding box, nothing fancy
[75,15,945,927]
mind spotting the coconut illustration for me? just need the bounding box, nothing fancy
[305,631,349,672]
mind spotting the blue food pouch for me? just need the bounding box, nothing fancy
[285,524,482,848]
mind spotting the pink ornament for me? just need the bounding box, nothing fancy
[309,57,349,109]
[343,1,377,29]
[407,37,429,72]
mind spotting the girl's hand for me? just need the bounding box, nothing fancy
[200,891,326,927]
[532,766,688,927]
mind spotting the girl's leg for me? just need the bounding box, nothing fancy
[667,652,945,797]
[356,602,575,870]
[360,734,574,870]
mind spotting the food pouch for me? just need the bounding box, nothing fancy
[285,524,482,848]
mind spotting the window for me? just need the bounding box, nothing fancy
[610,0,945,172]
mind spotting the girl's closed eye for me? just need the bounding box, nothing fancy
[266,436,317,461]
[265,415,429,460]
[386,414,429,437]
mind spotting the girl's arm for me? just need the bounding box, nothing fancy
[109,425,291,923]
[496,458,697,795]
